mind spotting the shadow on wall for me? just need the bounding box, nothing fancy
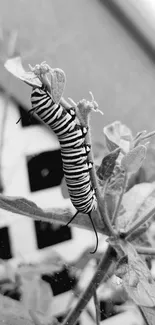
[100,0,155,62]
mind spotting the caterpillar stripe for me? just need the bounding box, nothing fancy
[30,87,97,215]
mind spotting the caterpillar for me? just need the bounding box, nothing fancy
[30,86,98,252]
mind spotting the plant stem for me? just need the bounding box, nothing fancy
[112,172,128,226]
[125,206,155,239]
[98,200,117,237]
[62,245,117,325]
[93,290,100,325]
[83,114,116,237]
[136,246,155,255]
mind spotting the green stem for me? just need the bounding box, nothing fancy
[125,206,155,239]
[83,116,116,237]
[98,200,117,237]
[62,245,117,325]
[112,172,128,226]
[93,290,100,325]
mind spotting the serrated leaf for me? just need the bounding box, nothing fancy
[121,243,155,307]
[96,148,120,181]
[121,145,146,174]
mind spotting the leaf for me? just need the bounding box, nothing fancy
[140,305,155,325]
[121,243,155,307]
[21,276,53,314]
[103,133,119,152]
[5,57,66,104]
[29,310,58,325]
[103,121,132,153]
[121,145,146,174]
[117,182,155,231]
[18,250,64,277]
[4,56,43,88]
[96,148,120,181]
[0,193,107,235]
[49,68,66,104]
[0,294,33,325]
[106,163,125,194]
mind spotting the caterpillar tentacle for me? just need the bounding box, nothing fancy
[66,211,98,254]
[88,212,98,254]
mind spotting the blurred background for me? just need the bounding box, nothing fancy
[0,0,155,323]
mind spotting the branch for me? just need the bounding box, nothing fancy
[125,207,155,239]
[62,245,117,325]
[93,290,100,325]
[86,124,116,237]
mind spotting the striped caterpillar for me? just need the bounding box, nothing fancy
[29,64,99,252]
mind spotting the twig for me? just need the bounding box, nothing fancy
[85,123,116,236]
[136,246,155,255]
[93,290,100,325]
[125,207,155,239]
[112,172,128,226]
[62,245,117,325]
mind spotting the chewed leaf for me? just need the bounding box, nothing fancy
[121,145,146,174]
[96,148,120,181]
[4,56,42,87]
[49,68,66,104]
